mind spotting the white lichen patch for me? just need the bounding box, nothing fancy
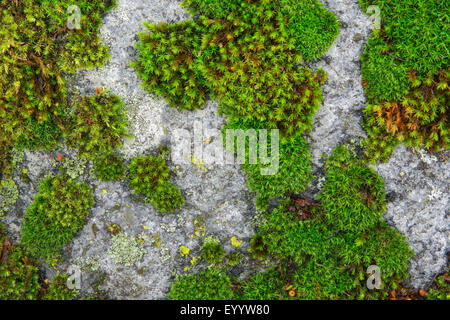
[0,179,19,218]
[61,157,87,179]
[109,232,146,267]
[75,255,101,272]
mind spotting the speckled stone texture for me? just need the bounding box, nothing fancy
[2,0,448,298]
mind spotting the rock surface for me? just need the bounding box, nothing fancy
[3,0,448,298]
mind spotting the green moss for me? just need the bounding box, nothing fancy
[244,131,313,210]
[248,145,413,300]
[318,145,386,232]
[193,216,206,237]
[15,118,63,152]
[0,0,117,175]
[181,0,240,19]
[226,251,243,267]
[359,0,448,75]
[43,274,79,300]
[248,233,269,261]
[21,174,94,259]
[201,236,225,264]
[132,20,209,110]
[293,258,355,300]
[360,38,411,104]
[93,152,125,181]
[66,91,130,159]
[168,268,234,300]
[363,70,449,162]
[256,199,413,299]
[426,272,450,300]
[128,155,170,197]
[182,0,340,62]
[257,199,331,264]
[179,245,190,257]
[9,148,25,173]
[0,223,40,300]
[359,0,449,161]
[240,268,286,300]
[134,0,337,139]
[128,152,185,213]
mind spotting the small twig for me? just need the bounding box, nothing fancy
[279,265,285,284]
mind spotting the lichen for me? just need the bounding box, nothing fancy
[230,236,243,248]
[160,248,171,263]
[60,158,87,179]
[9,148,25,172]
[0,178,19,219]
[109,232,146,267]
[193,216,206,237]
[75,255,101,272]
[149,232,162,248]
[179,245,190,257]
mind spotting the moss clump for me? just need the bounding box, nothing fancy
[128,152,185,213]
[66,91,130,159]
[0,0,117,175]
[93,152,125,182]
[341,221,414,299]
[359,0,449,162]
[426,272,450,300]
[128,155,170,197]
[256,201,412,299]
[108,232,146,267]
[292,258,355,300]
[318,145,386,233]
[248,233,268,261]
[182,0,339,62]
[226,251,243,267]
[248,145,413,299]
[0,223,40,300]
[43,274,79,300]
[244,131,313,210]
[134,0,338,140]
[132,20,208,110]
[223,120,313,210]
[149,183,185,213]
[201,236,225,264]
[363,70,449,162]
[359,0,448,81]
[240,268,286,300]
[168,268,234,300]
[0,178,19,219]
[21,174,94,259]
